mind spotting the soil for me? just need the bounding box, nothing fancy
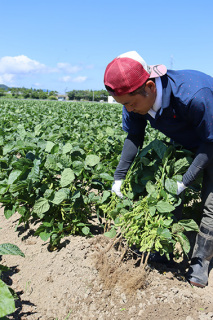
[1,207,213,320]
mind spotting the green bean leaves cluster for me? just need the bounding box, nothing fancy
[101,139,199,260]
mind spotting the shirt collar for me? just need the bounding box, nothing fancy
[148,77,162,118]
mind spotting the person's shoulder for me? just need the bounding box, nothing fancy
[166,69,212,81]
[165,69,213,93]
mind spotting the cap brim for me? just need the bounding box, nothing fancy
[149,64,167,78]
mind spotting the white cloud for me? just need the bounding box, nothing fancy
[72,76,87,83]
[57,62,82,73]
[0,55,47,74]
[0,55,89,88]
[59,75,87,83]
[0,73,15,84]
[86,64,94,69]
[59,76,72,82]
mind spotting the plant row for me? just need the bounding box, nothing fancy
[0,100,201,255]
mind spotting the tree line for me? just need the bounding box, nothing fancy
[0,87,109,101]
[67,89,108,101]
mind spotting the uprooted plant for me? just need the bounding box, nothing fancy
[99,139,200,268]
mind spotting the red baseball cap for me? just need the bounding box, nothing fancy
[104,51,167,96]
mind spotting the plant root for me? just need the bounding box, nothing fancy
[140,251,150,269]
[93,235,149,293]
[103,233,122,254]
[117,245,128,267]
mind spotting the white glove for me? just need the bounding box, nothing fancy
[111,180,123,198]
[177,181,186,195]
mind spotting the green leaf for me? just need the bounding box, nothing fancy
[106,127,114,135]
[60,168,75,187]
[76,222,86,227]
[123,199,132,207]
[38,137,49,149]
[45,141,55,153]
[44,155,59,171]
[104,228,117,238]
[160,228,172,239]
[12,157,32,170]
[43,189,54,199]
[72,160,84,175]
[152,139,167,159]
[178,219,199,232]
[172,174,183,182]
[162,145,174,164]
[71,191,81,200]
[62,143,72,154]
[0,279,15,317]
[33,198,50,218]
[177,232,191,254]
[157,227,163,235]
[29,159,40,181]
[3,143,15,155]
[4,207,16,219]
[162,219,173,227]
[99,173,114,181]
[39,232,51,241]
[0,243,25,257]
[17,206,27,216]
[138,141,153,158]
[141,157,150,166]
[0,184,8,195]
[82,226,90,235]
[58,222,63,232]
[101,191,111,203]
[149,206,156,216]
[174,157,191,174]
[51,190,67,205]
[146,181,156,195]
[34,124,41,136]
[9,181,28,193]
[156,201,175,213]
[51,144,59,154]
[42,222,53,227]
[17,124,27,138]
[165,178,177,194]
[8,170,22,185]
[0,136,4,146]
[85,155,100,167]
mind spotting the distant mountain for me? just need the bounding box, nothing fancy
[0,84,9,90]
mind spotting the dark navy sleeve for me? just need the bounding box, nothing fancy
[181,87,213,186]
[182,142,213,186]
[114,133,144,180]
[188,88,213,143]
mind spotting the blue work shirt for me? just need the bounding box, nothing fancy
[122,70,213,150]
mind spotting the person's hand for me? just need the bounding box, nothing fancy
[111,180,123,198]
[177,181,186,195]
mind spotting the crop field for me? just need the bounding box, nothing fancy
[0,99,210,320]
[0,99,200,248]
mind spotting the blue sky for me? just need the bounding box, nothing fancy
[0,0,212,93]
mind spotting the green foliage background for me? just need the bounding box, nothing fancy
[0,100,125,248]
[0,99,201,253]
